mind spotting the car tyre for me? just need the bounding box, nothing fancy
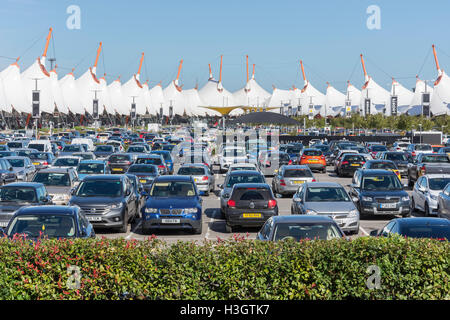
[410,198,417,213]
[193,223,202,235]
[425,203,430,217]
[225,223,233,233]
[407,175,414,188]
[118,210,128,233]
[402,210,411,218]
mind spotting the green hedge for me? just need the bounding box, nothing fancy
[0,235,448,300]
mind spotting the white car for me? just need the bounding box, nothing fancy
[219,147,248,173]
[411,174,450,216]
[224,163,259,176]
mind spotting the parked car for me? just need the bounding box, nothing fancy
[223,183,278,233]
[437,182,450,219]
[127,164,159,193]
[59,144,86,157]
[27,140,52,153]
[93,145,115,159]
[127,144,150,154]
[4,156,36,181]
[7,141,28,150]
[51,156,82,169]
[298,148,326,173]
[411,174,450,216]
[150,150,174,174]
[15,148,39,157]
[257,216,345,241]
[407,153,450,187]
[367,145,388,158]
[218,147,248,173]
[182,152,213,171]
[29,152,55,170]
[0,206,95,239]
[0,151,18,158]
[219,170,266,215]
[72,152,96,161]
[0,158,18,185]
[284,143,304,164]
[135,154,168,175]
[361,160,401,181]
[68,175,138,233]
[335,153,366,177]
[141,175,203,234]
[177,164,215,196]
[32,168,79,205]
[107,153,134,174]
[370,217,450,240]
[349,169,410,218]
[0,145,9,151]
[272,165,315,196]
[0,182,52,228]
[76,160,110,180]
[377,152,409,177]
[291,182,359,234]
[406,143,433,159]
[258,151,291,176]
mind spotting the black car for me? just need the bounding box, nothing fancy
[377,151,409,177]
[349,169,410,218]
[127,164,159,193]
[107,153,135,174]
[370,217,450,240]
[0,158,18,185]
[223,183,278,233]
[0,206,95,239]
[93,145,115,159]
[0,182,52,228]
[68,175,138,233]
[335,153,366,177]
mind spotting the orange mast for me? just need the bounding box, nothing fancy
[42,28,53,57]
[176,59,183,81]
[432,44,441,73]
[360,54,368,80]
[93,42,102,71]
[246,55,249,83]
[300,60,306,81]
[137,52,144,75]
[219,55,223,83]
[252,64,255,79]
[208,63,212,79]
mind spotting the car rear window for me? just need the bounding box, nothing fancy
[370,162,396,169]
[303,150,322,156]
[29,153,49,160]
[136,157,162,165]
[421,155,450,163]
[226,174,264,187]
[233,188,271,201]
[283,169,312,178]
[28,144,45,151]
[128,165,157,174]
[385,153,407,161]
[343,155,365,162]
[109,154,131,162]
[415,144,432,151]
[178,167,206,175]
[371,145,387,151]
[402,226,449,240]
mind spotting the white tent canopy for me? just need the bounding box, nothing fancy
[430,71,450,115]
[390,79,414,114]
[49,68,68,114]
[0,76,9,113]
[360,76,391,116]
[267,86,294,114]
[324,83,346,117]
[60,70,83,114]
[0,61,28,113]
[345,82,362,114]
[98,75,114,115]
[121,74,146,116]
[107,77,125,115]
[149,83,166,116]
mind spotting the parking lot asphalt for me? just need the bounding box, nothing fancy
[96,164,425,244]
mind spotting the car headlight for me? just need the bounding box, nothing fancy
[110,203,123,209]
[429,194,437,201]
[184,208,198,214]
[348,209,358,217]
[145,208,158,213]
[401,196,410,202]
[305,209,317,215]
[362,196,373,202]
[53,194,69,201]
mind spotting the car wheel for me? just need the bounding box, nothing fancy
[408,175,414,188]
[193,223,202,235]
[402,210,411,218]
[225,223,233,233]
[118,210,128,233]
[425,203,430,217]
[410,198,417,213]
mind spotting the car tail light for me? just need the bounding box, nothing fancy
[227,199,236,208]
[158,165,165,169]
[288,160,292,165]
[420,165,426,175]
[412,151,416,157]
[280,179,286,186]
[361,161,366,164]
[320,156,325,160]
[43,161,48,165]
[58,146,62,150]
[202,176,208,181]
[203,163,209,167]
[342,161,349,165]
[301,156,306,160]
[312,179,316,182]
[268,199,277,209]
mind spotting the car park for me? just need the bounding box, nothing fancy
[0,206,95,239]
[272,165,315,196]
[0,182,52,228]
[370,217,450,240]
[141,175,203,234]
[411,175,450,216]
[291,182,359,234]
[349,169,410,218]
[127,164,159,193]
[68,175,138,233]
[177,164,215,196]
[223,183,278,233]
[257,215,345,241]
[32,167,79,205]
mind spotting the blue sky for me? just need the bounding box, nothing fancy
[1,0,449,94]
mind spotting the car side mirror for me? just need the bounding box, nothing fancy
[70,188,76,195]
[41,196,49,203]
[217,184,223,189]
[293,197,302,203]
[352,197,359,203]
[370,230,379,237]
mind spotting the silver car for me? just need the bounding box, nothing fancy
[272,165,316,196]
[411,174,450,216]
[438,182,450,219]
[4,156,36,181]
[291,182,360,234]
[177,164,215,196]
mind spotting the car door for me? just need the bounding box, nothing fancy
[442,184,450,217]
[125,178,136,216]
[380,221,395,237]
[416,177,427,210]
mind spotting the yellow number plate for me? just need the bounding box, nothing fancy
[293,181,305,184]
[112,168,123,171]
[33,162,40,165]
[139,179,146,183]
[243,213,262,218]
[351,164,360,166]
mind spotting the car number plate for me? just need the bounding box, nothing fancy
[293,180,304,184]
[350,163,360,166]
[0,222,8,227]
[309,159,318,162]
[161,219,180,224]
[194,178,199,183]
[33,162,40,165]
[139,179,147,183]
[243,213,262,218]
[87,216,102,221]
[380,203,396,209]
[112,168,123,171]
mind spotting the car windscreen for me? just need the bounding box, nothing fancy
[421,155,450,163]
[0,187,37,202]
[53,158,79,167]
[135,158,162,165]
[7,215,76,238]
[95,146,113,152]
[7,158,24,167]
[150,181,196,197]
[401,225,450,240]
[305,187,350,202]
[303,150,322,156]
[415,145,432,151]
[29,153,49,160]
[178,167,206,175]
[128,165,157,174]
[33,172,71,186]
[28,144,45,151]
[385,153,407,161]
[76,180,122,197]
[109,154,131,162]
[286,146,303,154]
[128,146,146,153]
[226,174,264,188]
[63,145,81,152]
[369,162,396,170]
[371,145,387,151]
[283,169,313,178]
[77,163,105,174]
[7,142,22,148]
[429,178,450,190]
[362,175,402,190]
[273,223,342,241]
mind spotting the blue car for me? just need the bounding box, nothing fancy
[76,160,110,180]
[150,150,174,174]
[141,175,203,234]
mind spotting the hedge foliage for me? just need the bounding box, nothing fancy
[0,235,448,300]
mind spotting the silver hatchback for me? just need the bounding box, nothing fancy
[177,164,215,196]
[272,165,316,196]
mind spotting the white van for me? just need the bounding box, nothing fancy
[27,140,52,152]
[71,138,95,152]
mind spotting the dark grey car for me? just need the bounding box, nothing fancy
[4,156,36,182]
[31,168,79,205]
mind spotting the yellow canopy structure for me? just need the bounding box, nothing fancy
[199,105,280,115]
